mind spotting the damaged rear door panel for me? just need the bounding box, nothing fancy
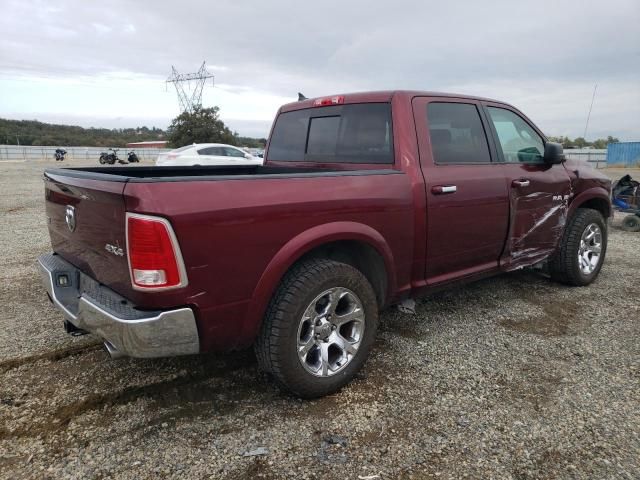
[483,104,572,269]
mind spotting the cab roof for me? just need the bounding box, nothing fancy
[279,90,509,113]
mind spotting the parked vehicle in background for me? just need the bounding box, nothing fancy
[99,148,125,165]
[127,151,139,163]
[54,148,66,161]
[247,148,265,158]
[38,91,612,398]
[156,143,262,166]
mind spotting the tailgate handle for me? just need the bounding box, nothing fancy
[512,179,530,188]
[431,185,457,195]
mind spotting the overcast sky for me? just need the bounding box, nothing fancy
[1,0,638,139]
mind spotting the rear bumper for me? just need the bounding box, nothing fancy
[37,253,200,358]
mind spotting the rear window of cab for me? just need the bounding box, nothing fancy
[267,103,394,164]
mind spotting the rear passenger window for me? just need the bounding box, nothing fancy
[426,103,491,164]
[267,103,393,164]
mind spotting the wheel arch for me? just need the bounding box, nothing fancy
[569,188,612,219]
[241,222,396,342]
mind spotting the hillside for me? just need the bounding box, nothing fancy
[0,118,267,148]
[0,118,166,147]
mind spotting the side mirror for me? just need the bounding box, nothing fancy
[244,153,252,159]
[544,142,565,164]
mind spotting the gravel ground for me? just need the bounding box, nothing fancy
[1,160,639,479]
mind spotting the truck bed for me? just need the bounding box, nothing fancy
[42,163,412,345]
[46,165,394,183]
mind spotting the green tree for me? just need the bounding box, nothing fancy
[166,105,237,148]
[573,137,588,148]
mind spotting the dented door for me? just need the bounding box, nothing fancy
[501,162,572,267]
[483,105,572,269]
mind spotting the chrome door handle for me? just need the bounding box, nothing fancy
[512,179,530,188]
[431,185,457,194]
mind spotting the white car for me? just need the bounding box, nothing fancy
[156,143,263,166]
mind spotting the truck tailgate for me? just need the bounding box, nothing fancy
[44,171,131,296]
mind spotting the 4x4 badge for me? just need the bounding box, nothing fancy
[105,243,124,257]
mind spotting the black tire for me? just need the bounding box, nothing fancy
[550,208,607,286]
[621,215,640,232]
[255,259,379,398]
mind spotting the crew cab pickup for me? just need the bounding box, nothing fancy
[38,91,612,397]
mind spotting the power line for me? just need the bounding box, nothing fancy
[166,61,215,113]
[583,84,597,139]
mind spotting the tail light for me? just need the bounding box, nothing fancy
[126,213,188,290]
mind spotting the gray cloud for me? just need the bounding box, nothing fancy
[1,0,639,139]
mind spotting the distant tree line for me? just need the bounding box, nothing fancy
[547,135,620,150]
[0,118,167,147]
[1,108,267,150]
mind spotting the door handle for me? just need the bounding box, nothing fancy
[512,179,530,188]
[431,185,457,194]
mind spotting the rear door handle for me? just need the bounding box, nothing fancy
[431,185,457,194]
[512,179,530,188]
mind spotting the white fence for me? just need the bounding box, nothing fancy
[0,145,171,162]
[563,149,607,168]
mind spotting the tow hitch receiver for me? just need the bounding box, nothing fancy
[64,320,88,337]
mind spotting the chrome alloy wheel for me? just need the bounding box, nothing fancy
[578,223,602,275]
[296,287,365,377]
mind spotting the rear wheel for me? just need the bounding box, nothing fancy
[255,259,379,398]
[550,208,607,286]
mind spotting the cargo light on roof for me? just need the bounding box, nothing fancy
[313,96,344,106]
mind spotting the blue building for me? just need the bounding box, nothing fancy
[607,142,640,166]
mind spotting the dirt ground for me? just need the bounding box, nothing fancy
[0,159,638,479]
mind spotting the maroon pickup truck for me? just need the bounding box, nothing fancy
[38,91,611,397]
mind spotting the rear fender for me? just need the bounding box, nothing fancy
[240,222,396,342]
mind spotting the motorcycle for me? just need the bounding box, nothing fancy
[99,148,127,165]
[54,148,67,161]
[127,151,139,163]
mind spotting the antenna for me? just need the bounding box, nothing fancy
[583,84,597,139]
[166,62,215,113]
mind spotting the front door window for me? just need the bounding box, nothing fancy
[487,107,544,164]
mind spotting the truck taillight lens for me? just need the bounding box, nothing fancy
[126,213,187,290]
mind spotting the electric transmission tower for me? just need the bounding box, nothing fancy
[166,61,215,113]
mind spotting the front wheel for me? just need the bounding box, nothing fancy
[550,208,607,286]
[255,259,379,398]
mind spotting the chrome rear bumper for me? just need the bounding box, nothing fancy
[37,253,200,358]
